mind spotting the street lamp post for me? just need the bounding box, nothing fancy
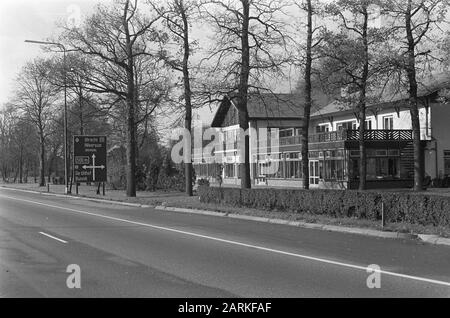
[25,40,71,194]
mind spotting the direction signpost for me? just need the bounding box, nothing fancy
[73,136,107,195]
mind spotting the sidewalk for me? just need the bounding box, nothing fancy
[1,182,450,247]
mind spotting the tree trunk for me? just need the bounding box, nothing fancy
[358,7,369,191]
[79,86,84,135]
[405,0,423,191]
[19,147,23,183]
[181,0,193,196]
[34,159,37,183]
[39,132,45,187]
[238,107,251,189]
[302,0,313,190]
[124,0,137,197]
[24,160,28,183]
[47,156,53,184]
[238,0,251,189]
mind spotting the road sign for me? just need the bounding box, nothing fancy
[73,135,107,183]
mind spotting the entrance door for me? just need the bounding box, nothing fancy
[309,160,319,185]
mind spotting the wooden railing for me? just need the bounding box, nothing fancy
[279,135,301,146]
[307,129,413,143]
[345,129,413,141]
[201,129,414,154]
[308,130,347,143]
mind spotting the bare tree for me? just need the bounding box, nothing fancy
[14,58,59,187]
[0,107,14,181]
[382,0,449,191]
[317,0,389,190]
[60,0,166,197]
[201,0,290,189]
[150,0,200,196]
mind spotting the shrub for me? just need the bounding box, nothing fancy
[197,178,210,187]
[198,187,450,227]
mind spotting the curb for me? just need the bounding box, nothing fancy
[417,234,450,246]
[154,205,450,246]
[155,205,227,217]
[0,186,151,208]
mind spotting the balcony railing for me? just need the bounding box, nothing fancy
[346,129,413,141]
[308,130,347,143]
[309,129,413,143]
[279,135,301,146]
[196,129,414,155]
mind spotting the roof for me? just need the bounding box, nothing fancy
[211,93,303,127]
[246,93,303,119]
[311,72,450,118]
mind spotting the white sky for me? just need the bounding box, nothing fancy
[5,0,446,126]
[0,0,301,125]
[0,0,100,106]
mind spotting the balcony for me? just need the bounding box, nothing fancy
[309,129,413,143]
[279,135,301,146]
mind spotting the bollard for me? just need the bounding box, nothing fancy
[381,202,386,229]
[47,183,50,193]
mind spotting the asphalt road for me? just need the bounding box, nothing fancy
[0,187,449,298]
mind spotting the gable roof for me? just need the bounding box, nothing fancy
[311,72,450,118]
[211,93,303,127]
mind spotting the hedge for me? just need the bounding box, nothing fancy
[197,186,450,227]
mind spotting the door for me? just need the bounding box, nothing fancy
[309,160,319,185]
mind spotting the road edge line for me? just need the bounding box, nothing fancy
[2,185,448,247]
[154,205,450,246]
[0,185,147,208]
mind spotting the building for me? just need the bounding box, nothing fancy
[193,76,450,189]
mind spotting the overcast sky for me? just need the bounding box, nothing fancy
[0,0,298,126]
[0,0,100,106]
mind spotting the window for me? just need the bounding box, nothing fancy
[309,151,319,159]
[309,161,320,185]
[383,116,394,130]
[444,150,450,175]
[388,149,400,156]
[350,150,360,157]
[224,163,236,178]
[366,158,400,179]
[279,129,293,138]
[365,119,372,130]
[337,121,356,131]
[285,152,302,179]
[316,125,329,133]
[375,150,387,156]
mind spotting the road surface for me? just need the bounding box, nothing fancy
[0,187,449,297]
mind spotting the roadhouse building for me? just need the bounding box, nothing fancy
[193,75,450,189]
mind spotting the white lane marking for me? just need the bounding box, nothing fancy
[39,231,68,244]
[2,193,450,288]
